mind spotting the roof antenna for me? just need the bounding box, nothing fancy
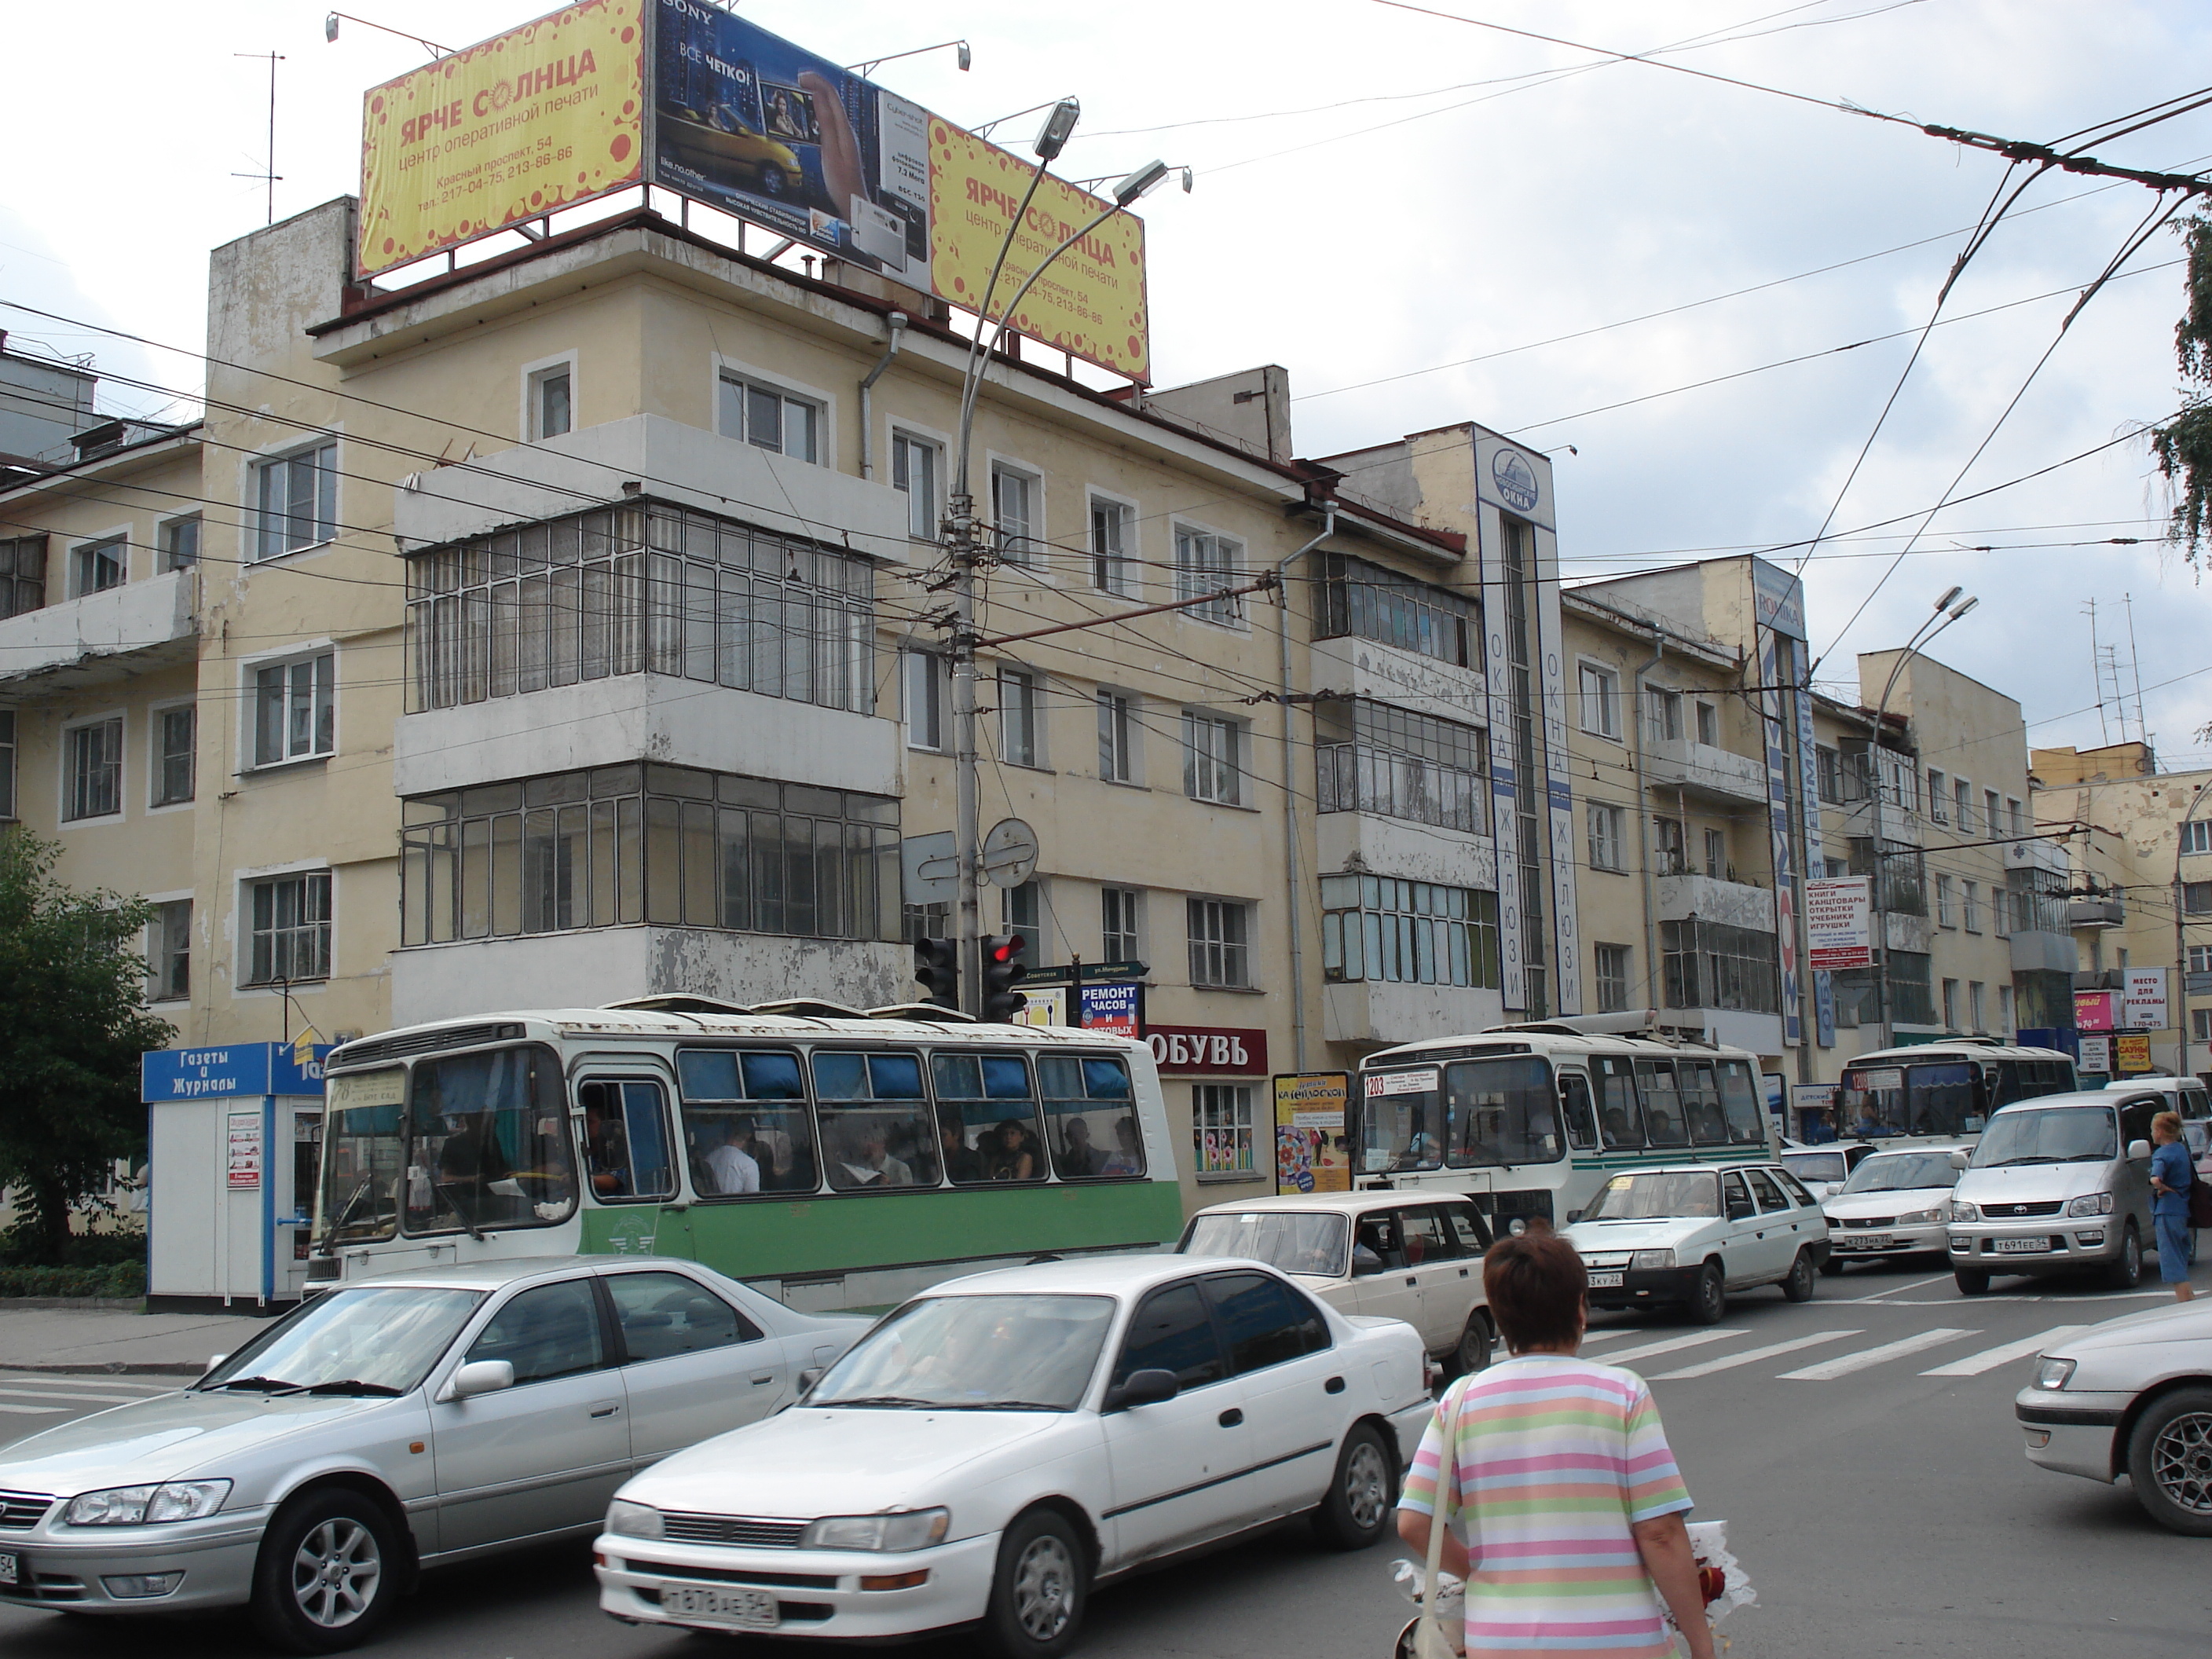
[233,51,286,225]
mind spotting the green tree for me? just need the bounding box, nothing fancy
[2152,214,2212,567]
[0,830,174,1262]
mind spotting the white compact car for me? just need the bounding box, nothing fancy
[1819,1143,1972,1273]
[2015,1302,2212,1534]
[1562,1163,1830,1324]
[595,1254,1434,1657]
[0,1257,866,1652]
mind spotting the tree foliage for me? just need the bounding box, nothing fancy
[2151,214,2212,569]
[0,830,174,1261]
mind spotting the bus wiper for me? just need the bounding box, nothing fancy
[300,1379,405,1397]
[429,1181,484,1242]
[313,1177,375,1253]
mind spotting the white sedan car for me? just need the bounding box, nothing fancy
[1819,1143,1971,1273]
[595,1254,1434,1657]
[2015,1301,2212,1534]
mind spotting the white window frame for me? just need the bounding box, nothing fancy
[59,709,126,824]
[1587,802,1625,872]
[1953,778,1973,834]
[2182,821,2212,858]
[903,649,948,753]
[522,350,577,441]
[1936,872,1955,927]
[237,862,334,990]
[1578,660,1621,739]
[2007,797,2025,838]
[998,665,1043,768]
[1694,701,1719,747]
[1193,1083,1258,1180]
[1101,885,1142,961]
[252,437,339,562]
[891,427,947,541]
[1187,895,1253,989]
[1968,980,1986,1033]
[1097,688,1140,784]
[148,699,196,811]
[1941,978,1959,1030]
[1182,709,1244,806]
[1984,789,2001,838]
[145,891,192,1005]
[1928,770,1948,823]
[1594,942,1632,1013]
[157,513,201,572]
[1647,687,1681,743]
[1702,827,1727,879]
[243,642,337,771]
[1087,489,1139,598]
[1998,984,2014,1035]
[68,529,130,599]
[1962,879,1981,934]
[1171,520,1246,629]
[990,456,1046,572]
[712,357,831,467]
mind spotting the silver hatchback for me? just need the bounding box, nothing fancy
[0,1256,865,1652]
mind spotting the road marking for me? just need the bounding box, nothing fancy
[1778,1328,1978,1380]
[0,1404,68,1416]
[1650,1330,1865,1380]
[0,1374,173,1393]
[1842,1272,1954,1303]
[1600,1330,1749,1366]
[1918,1325,2089,1377]
[0,1386,170,1404]
[1577,1329,1643,1346]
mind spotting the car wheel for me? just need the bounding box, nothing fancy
[1781,1250,1818,1303]
[1954,1269,1990,1295]
[756,164,789,199]
[249,1489,401,1654]
[1449,1311,1494,1378]
[2126,1386,2212,1536]
[979,1507,1087,1659]
[2108,1223,2144,1291]
[1818,1254,1845,1277]
[1311,1422,1397,1551]
[1683,1262,1726,1325]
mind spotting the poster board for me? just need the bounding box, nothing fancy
[1274,1072,1350,1194]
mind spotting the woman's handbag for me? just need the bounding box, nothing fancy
[2188,1168,2212,1229]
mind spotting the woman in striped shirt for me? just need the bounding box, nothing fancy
[1397,1222,1715,1659]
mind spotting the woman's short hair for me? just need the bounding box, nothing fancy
[1483,1220,1586,1353]
[2154,1109,2184,1138]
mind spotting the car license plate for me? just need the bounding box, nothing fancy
[1844,1234,1892,1251]
[661,1583,779,1628]
[1994,1236,2050,1254]
[0,1551,23,1588]
[1588,1270,1625,1287]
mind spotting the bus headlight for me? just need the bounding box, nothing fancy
[1629,1250,1675,1272]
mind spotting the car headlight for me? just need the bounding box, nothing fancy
[2065,1192,2115,1218]
[800,1508,950,1552]
[1629,1249,1675,1272]
[1949,1200,1979,1223]
[606,1500,663,1539]
[2033,1357,2077,1391]
[62,1481,231,1527]
[1895,1208,1942,1226]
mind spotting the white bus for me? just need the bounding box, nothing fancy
[310,998,1185,1311]
[1831,1038,2078,1141]
[1347,1020,1777,1231]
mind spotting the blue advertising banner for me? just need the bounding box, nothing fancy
[142,1044,334,1104]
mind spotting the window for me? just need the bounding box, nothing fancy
[1661,918,1778,1012]
[902,900,950,943]
[1205,1271,1328,1372]
[1969,981,1986,1032]
[1090,496,1136,595]
[1188,897,1251,987]
[1314,699,1486,833]
[0,535,46,617]
[1984,789,2001,836]
[1654,815,1686,875]
[152,705,195,806]
[892,431,940,540]
[246,870,331,985]
[1649,689,1681,742]
[1588,803,1626,872]
[2192,944,2212,975]
[1703,827,1727,879]
[1941,978,1960,1030]
[406,502,875,718]
[1097,691,1135,782]
[1101,886,1141,960]
[903,650,946,752]
[1954,779,1972,833]
[63,717,123,820]
[1319,873,1500,990]
[676,1048,819,1195]
[991,463,1040,567]
[814,1050,941,1189]
[401,766,899,946]
[1004,879,1041,941]
[999,668,1040,767]
[1173,526,1243,626]
[717,373,819,463]
[1695,701,1719,747]
[2184,821,2212,856]
[932,1050,1043,1184]
[2188,882,2212,916]
[1595,943,1632,1013]
[466,1279,608,1385]
[606,1271,753,1358]
[0,710,13,819]
[1039,1053,1140,1179]
[1816,745,1844,804]
[1193,1085,1256,1177]
[1313,553,1472,667]
[1115,1281,1225,1386]
[159,515,200,571]
[2007,797,2025,837]
[1962,880,1980,933]
[1928,770,1948,823]
[147,899,190,1002]
[71,537,126,596]
[1184,711,1243,805]
[1826,857,1848,877]
[529,365,573,440]
[580,1077,679,1201]
[254,652,335,766]
[407,1046,579,1231]
[1998,984,2013,1035]
[2197,1008,2212,1046]
[255,441,337,559]
[1936,873,1955,927]
[1578,661,1620,738]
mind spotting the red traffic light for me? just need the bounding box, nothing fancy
[988,933,1027,965]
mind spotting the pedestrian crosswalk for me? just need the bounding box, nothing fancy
[0,1372,175,1417]
[1777,1328,1978,1381]
[1597,1320,2096,1386]
[1917,1326,2089,1378]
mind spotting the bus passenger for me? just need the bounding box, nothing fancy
[834,1123,914,1188]
[1100,1116,1143,1175]
[584,1095,631,1197]
[1057,1116,1104,1178]
[940,1112,985,1182]
[986,1119,1036,1181]
[705,1119,760,1196]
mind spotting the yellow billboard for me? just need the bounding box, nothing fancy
[357,0,646,278]
[928,120,1151,383]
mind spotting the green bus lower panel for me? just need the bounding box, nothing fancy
[578,1181,1186,1284]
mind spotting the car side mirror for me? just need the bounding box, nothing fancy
[2128,1139,2152,1162]
[1727,1197,1755,1221]
[797,1367,824,1395]
[1564,1209,1582,1225]
[449,1359,515,1401]
[206,1353,228,1374]
[1105,1368,1180,1411]
[1350,1244,1385,1277]
[1949,1149,1971,1170]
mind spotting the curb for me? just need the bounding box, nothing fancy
[0,1298,145,1313]
[0,1362,203,1377]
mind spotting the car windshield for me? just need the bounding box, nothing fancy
[1782,1151,1848,1185]
[808,1293,1116,1411]
[1580,1170,1721,1221]
[1971,1107,2119,1168]
[196,1285,485,1394]
[1182,1211,1350,1277]
[1840,1152,1961,1193]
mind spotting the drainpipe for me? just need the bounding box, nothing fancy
[1632,633,1666,1020]
[856,311,908,482]
[1276,506,1336,1073]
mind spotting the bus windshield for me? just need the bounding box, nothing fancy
[1444,1055,1562,1166]
[1837,1060,1983,1137]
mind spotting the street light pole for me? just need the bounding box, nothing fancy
[2176,782,2210,1078]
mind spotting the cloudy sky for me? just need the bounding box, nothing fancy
[5,0,2210,764]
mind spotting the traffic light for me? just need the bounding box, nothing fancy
[914,937,959,1009]
[980,932,1031,1022]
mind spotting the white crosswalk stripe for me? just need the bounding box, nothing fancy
[0,1404,68,1416]
[1598,1330,1749,1367]
[1650,1330,1864,1380]
[1778,1327,1977,1380]
[0,1373,173,1395]
[0,1385,172,1405]
[1918,1325,2089,1378]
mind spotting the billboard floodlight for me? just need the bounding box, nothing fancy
[1035,99,1081,160]
[1113,160,1172,206]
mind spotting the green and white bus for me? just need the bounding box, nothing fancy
[1349,1021,1778,1232]
[309,998,1182,1310]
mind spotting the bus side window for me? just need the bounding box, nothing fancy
[1558,1072,1598,1152]
[579,1079,677,1202]
[1592,1056,1644,1149]
[1991,1061,2021,1108]
[675,1049,821,1197]
[1638,1060,1686,1146]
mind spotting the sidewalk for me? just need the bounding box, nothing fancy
[0,1302,278,1375]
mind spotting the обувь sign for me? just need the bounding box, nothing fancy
[1144,1024,1268,1075]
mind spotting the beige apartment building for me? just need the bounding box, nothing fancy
[0,194,1591,1221]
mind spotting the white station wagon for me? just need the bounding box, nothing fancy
[1562,1163,1831,1323]
[595,1254,1434,1657]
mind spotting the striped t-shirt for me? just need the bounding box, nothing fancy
[1398,1354,1694,1657]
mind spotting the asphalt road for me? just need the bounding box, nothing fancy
[0,1254,2207,1658]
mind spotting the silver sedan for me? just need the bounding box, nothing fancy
[0,1255,865,1652]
